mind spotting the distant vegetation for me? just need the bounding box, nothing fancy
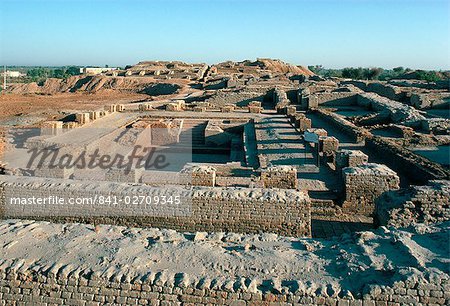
[0,66,81,85]
[26,66,80,83]
[308,65,448,82]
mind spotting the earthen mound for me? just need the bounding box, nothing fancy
[251,58,314,76]
[7,76,184,96]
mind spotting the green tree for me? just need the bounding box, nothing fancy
[66,66,80,76]
[52,69,65,78]
[393,67,404,75]
[415,70,441,82]
[27,68,50,82]
[342,67,364,79]
[367,68,384,80]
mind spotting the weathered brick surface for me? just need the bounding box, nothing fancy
[105,104,117,112]
[180,165,216,187]
[150,120,181,145]
[306,128,328,138]
[0,264,447,305]
[75,113,90,125]
[166,103,182,111]
[248,106,262,113]
[273,88,290,113]
[294,115,312,132]
[365,136,449,183]
[320,136,339,157]
[305,92,357,110]
[248,101,261,108]
[285,105,296,116]
[335,150,368,170]
[105,168,142,183]
[0,175,311,237]
[261,166,297,189]
[221,105,235,112]
[41,121,64,136]
[138,103,153,111]
[375,180,450,227]
[193,106,207,112]
[34,166,74,179]
[314,109,370,143]
[342,163,400,216]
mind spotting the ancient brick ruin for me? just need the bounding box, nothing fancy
[0,58,449,305]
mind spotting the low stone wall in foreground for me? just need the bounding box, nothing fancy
[0,220,449,305]
[0,175,311,237]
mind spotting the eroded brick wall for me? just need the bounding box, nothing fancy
[342,164,400,216]
[0,263,447,305]
[375,180,450,227]
[0,175,311,237]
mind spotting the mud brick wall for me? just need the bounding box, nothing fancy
[285,105,296,116]
[307,92,357,109]
[314,109,370,143]
[0,176,311,237]
[248,105,262,113]
[193,106,206,112]
[297,87,310,110]
[187,162,251,178]
[141,170,181,185]
[261,166,297,189]
[220,105,234,112]
[340,80,369,91]
[150,123,181,146]
[294,115,311,132]
[205,90,265,107]
[138,103,153,111]
[34,166,74,179]
[89,111,101,120]
[389,124,415,138]
[273,88,288,104]
[75,113,90,125]
[340,81,407,102]
[105,168,142,183]
[306,128,327,137]
[366,82,407,101]
[356,93,425,123]
[273,88,290,113]
[375,180,450,227]
[105,104,117,112]
[342,163,400,216]
[365,136,450,183]
[180,165,216,187]
[335,150,368,170]
[410,93,450,109]
[0,257,448,305]
[63,122,79,129]
[319,136,339,157]
[248,101,261,107]
[41,121,63,136]
[421,118,450,134]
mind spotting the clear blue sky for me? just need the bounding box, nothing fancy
[0,0,449,69]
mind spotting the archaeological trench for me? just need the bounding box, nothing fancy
[0,59,449,305]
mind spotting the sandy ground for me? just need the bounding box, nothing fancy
[0,88,202,156]
[0,92,145,157]
[0,219,448,294]
[0,92,149,122]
